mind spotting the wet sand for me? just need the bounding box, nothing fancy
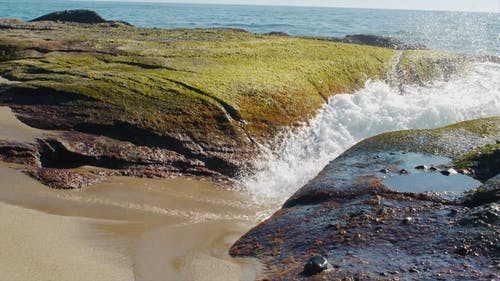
[0,106,272,281]
[0,106,47,142]
[0,167,267,281]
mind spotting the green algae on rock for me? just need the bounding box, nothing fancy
[0,17,469,186]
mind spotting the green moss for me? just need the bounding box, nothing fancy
[399,50,467,85]
[0,23,469,146]
[351,117,500,157]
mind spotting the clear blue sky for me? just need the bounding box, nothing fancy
[98,0,500,13]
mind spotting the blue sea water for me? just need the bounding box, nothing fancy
[0,0,499,56]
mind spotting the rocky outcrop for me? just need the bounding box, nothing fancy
[30,10,108,24]
[0,17,467,188]
[231,117,500,280]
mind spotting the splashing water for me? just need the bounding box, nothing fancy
[240,62,500,204]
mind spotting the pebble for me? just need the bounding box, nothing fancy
[380,168,390,174]
[415,165,428,170]
[408,267,420,273]
[402,216,414,225]
[399,169,409,175]
[441,168,458,176]
[303,255,330,276]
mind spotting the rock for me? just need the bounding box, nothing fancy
[341,34,427,50]
[30,10,107,24]
[462,175,500,207]
[0,140,40,167]
[415,165,428,170]
[265,31,289,36]
[399,169,409,175]
[441,168,458,176]
[303,255,330,276]
[402,216,414,225]
[208,27,249,33]
[231,118,500,280]
[430,166,438,172]
[0,19,472,188]
[26,168,104,189]
[380,168,390,174]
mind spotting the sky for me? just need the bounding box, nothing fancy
[96,0,500,13]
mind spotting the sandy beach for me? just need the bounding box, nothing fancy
[0,167,265,281]
[0,106,268,281]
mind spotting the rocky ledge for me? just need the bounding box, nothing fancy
[231,117,500,280]
[0,11,467,188]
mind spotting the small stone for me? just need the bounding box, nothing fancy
[399,169,409,175]
[441,168,458,176]
[373,155,381,159]
[415,165,428,170]
[402,216,414,225]
[380,168,390,174]
[389,152,397,155]
[303,255,330,276]
[408,267,420,273]
[429,166,438,171]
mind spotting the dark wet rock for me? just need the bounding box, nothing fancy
[265,31,289,36]
[0,130,226,189]
[462,175,500,207]
[340,34,427,50]
[402,216,414,225]
[429,166,438,171]
[231,118,500,280]
[441,168,458,176]
[0,140,40,167]
[303,255,330,276]
[399,168,409,175]
[379,168,390,174]
[30,10,107,24]
[453,143,500,182]
[207,27,250,33]
[415,165,428,170]
[26,168,104,189]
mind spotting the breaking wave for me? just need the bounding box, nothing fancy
[240,62,500,203]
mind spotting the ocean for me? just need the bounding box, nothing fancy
[0,0,499,56]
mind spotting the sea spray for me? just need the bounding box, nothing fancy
[240,62,500,204]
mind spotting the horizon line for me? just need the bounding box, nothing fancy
[68,0,500,14]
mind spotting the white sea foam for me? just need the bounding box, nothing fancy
[240,62,500,203]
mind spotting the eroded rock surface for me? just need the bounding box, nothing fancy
[231,117,500,280]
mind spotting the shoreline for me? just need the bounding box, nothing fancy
[0,165,266,281]
[0,106,267,281]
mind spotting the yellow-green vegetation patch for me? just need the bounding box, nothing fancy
[352,117,500,156]
[0,25,398,141]
[399,50,468,85]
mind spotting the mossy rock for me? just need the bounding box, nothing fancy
[0,19,469,175]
